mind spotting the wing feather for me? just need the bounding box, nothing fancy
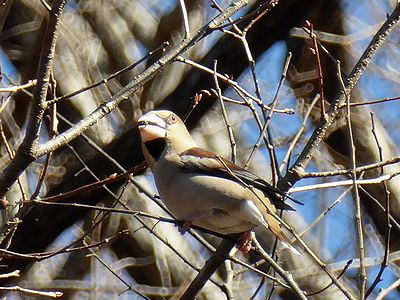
[179,147,301,210]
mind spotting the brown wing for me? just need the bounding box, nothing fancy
[179,147,299,211]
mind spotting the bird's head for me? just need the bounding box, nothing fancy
[137,110,197,159]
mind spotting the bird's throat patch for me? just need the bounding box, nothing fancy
[144,138,167,161]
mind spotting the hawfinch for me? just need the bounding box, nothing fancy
[137,110,299,255]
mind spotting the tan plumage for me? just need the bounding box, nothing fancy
[137,110,299,255]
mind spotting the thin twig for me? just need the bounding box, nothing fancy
[306,260,353,296]
[365,113,392,298]
[359,186,400,231]
[0,120,27,201]
[231,256,289,288]
[298,26,349,77]
[0,286,62,298]
[298,187,352,237]
[376,277,400,300]
[31,76,58,199]
[39,170,137,202]
[284,227,356,300]
[302,155,400,178]
[306,21,326,120]
[0,270,20,279]
[280,94,320,174]
[39,0,51,11]
[213,60,236,162]
[84,240,150,299]
[289,171,400,193]
[250,277,265,300]
[338,59,366,297]
[0,230,128,260]
[264,52,293,185]
[347,95,400,107]
[252,237,307,300]
[216,1,278,30]
[0,79,37,94]
[178,0,190,38]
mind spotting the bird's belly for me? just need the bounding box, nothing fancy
[191,213,254,234]
[155,173,256,234]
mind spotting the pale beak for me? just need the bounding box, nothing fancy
[137,113,167,142]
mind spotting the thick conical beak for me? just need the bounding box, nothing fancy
[137,113,167,142]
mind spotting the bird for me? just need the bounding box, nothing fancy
[137,110,300,255]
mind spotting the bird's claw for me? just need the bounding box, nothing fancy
[237,230,254,254]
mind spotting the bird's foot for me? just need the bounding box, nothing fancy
[237,230,255,254]
[176,220,192,235]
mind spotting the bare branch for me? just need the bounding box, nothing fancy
[282,3,400,187]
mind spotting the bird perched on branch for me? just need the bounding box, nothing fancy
[137,110,300,255]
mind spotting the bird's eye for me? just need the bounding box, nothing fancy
[168,114,177,124]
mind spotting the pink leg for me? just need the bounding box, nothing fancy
[237,230,254,254]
